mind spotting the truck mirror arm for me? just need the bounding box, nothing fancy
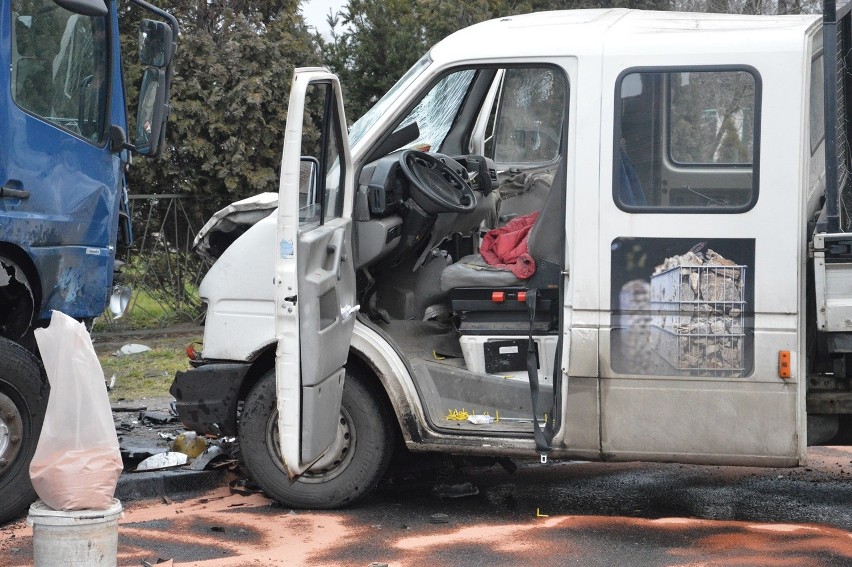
[108,125,135,154]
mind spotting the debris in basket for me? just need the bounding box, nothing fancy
[651,245,747,374]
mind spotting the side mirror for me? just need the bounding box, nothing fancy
[138,19,173,68]
[134,67,166,155]
[51,0,107,17]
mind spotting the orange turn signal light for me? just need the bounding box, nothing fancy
[778,351,791,379]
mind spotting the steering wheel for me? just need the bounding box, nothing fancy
[398,150,477,215]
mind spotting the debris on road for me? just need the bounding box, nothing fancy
[140,411,178,425]
[229,478,264,496]
[111,404,147,413]
[171,431,206,458]
[135,452,188,471]
[429,513,449,524]
[189,446,226,471]
[116,343,152,356]
[432,482,479,499]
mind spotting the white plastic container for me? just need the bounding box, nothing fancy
[27,499,123,567]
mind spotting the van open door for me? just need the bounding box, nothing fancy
[274,69,356,480]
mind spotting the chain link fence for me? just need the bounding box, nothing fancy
[96,194,210,331]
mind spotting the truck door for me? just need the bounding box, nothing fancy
[2,1,122,318]
[274,69,357,479]
[600,65,802,465]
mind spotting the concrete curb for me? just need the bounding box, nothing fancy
[116,468,230,502]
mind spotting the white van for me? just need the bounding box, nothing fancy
[172,8,852,508]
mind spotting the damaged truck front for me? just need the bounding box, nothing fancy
[174,7,852,510]
[0,0,176,523]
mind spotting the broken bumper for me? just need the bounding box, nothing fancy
[170,362,251,437]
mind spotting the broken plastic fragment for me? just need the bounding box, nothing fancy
[340,304,360,319]
[189,445,226,471]
[117,343,151,355]
[135,452,188,471]
[467,414,494,425]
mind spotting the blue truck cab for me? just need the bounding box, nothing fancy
[0,0,176,523]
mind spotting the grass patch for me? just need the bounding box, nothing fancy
[94,290,187,332]
[98,335,201,401]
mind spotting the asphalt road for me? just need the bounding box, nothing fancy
[1,446,850,566]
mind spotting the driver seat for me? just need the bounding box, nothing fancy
[440,157,566,292]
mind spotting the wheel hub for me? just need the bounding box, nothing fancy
[267,407,356,483]
[0,392,23,473]
[305,412,353,476]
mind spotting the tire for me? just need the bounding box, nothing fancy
[239,366,394,509]
[0,337,48,525]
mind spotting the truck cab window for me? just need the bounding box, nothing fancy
[11,0,109,144]
[615,69,759,211]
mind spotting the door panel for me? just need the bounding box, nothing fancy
[599,62,803,465]
[275,70,355,479]
[297,221,355,388]
[1,1,121,319]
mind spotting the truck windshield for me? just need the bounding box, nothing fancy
[349,54,431,147]
[11,0,109,144]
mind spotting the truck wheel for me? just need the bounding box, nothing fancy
[239,367,394,509]
[0,337,48,524]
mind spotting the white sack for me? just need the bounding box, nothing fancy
[30,311,123,510]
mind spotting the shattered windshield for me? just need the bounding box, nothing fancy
[349,54,431,147]
[395,69,477,152]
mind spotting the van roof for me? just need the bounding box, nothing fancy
[431,9,822,63]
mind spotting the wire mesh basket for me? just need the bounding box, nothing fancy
[650,264,747,376]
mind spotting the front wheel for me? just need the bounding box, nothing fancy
[239,367,394,509]
[0,337,48,524]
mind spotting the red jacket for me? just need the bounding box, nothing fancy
[480,211,538,279]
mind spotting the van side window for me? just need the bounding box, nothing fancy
[614,69,760,211]
[299,82,345,228]
[11,0,109,144]
[490,68,565,164]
